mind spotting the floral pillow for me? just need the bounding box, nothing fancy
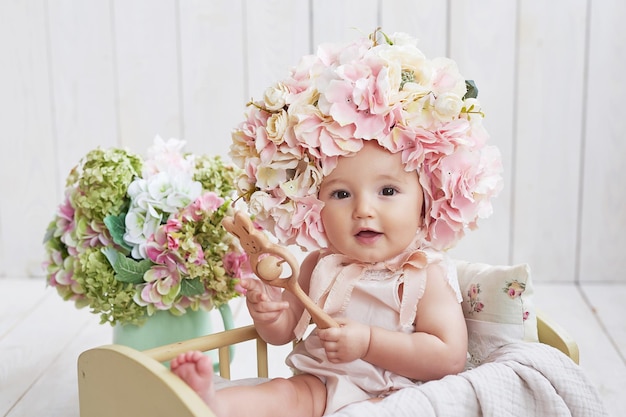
[454,260,538,367]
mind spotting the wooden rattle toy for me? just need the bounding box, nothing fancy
[222,211,338,329]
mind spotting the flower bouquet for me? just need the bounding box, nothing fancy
[43,137,250,326]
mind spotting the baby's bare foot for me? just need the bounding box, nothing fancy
[171,351,216,408]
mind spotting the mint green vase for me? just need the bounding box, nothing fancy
[113,304,234,368]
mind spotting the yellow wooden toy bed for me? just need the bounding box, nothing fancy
[77,310,578,417]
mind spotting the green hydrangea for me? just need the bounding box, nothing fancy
[180,201,240,308]
[75,247,145,325]
[69,148,142,221]
[193,155,240,198]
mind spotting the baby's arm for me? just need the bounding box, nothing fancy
[318,263,468,381]
[242,251,319,345]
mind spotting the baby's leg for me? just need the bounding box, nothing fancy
[171,351,326,417]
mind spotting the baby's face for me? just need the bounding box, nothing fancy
[318,141,424,263]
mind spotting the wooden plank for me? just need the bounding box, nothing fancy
[579,0,626,283]
[511,1,587,282]
[311,0,378,46]
[0,283,103,415]
[0,279,48,339]
[447,0,516,265]
[7,319,111,417]
[534,283,626,417]
[380,0,448,58]
[581,284,626,364]
[112,0,182,151]
[222,298,292,380]
[46,0,119,171]
[245,0,311,101]
[0,0,57,277]
[178,1,245,158]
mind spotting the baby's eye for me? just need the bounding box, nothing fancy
[331,190,351,199]
[381,187,398,196]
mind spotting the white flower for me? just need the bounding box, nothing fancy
[266,110,289,144]
[230,130,260,168]
[236,174,255,196]
[255,165,288,190]
[389,32,419,47]
[403,92,437,129]
[430,57,467,98]
[143,136,194,178]
[123,149,202,257]
[280,162,323,198]
[248,191,283,219]
[434,92,464,122]
[124,206,162,259]
[263,82,290,111]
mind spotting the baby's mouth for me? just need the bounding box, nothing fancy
[355,229,381,238]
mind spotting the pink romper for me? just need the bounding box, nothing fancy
[286,242,462,415]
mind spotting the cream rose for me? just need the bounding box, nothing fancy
[434,92,463,122]
[248,191,280,218]
[263,82,289,111]
[266,110,288,144]
[280,162,323,198]
[235,174,255,196]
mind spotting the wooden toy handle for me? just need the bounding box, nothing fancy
[222,212,338,329]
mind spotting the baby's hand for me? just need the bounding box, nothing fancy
[317,318,371,363]
[240,278,289,325]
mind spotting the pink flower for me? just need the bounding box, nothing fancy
[290,196,327,250]
[145,228,184,267]
[163,218,182,233]
[318,73,395,141]
[139,283,171,310]
[184,241,206,265]
[55,191,76,237]
[142,136,194,178]
[468,284,480,300]
[421,147,502,249]
[504,281,525,299]
[293,111,357,159]
[223,251,252,279]
[430,57,467,98]
[181,192,224,221]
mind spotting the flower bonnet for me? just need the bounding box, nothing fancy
[230,29,503,251]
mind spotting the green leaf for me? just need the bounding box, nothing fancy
[180,277,205,297]
[114,257,153,284]
[101,246,120,268]
[104,213,133,252]
[42,222,55,244]
[464,80,478,100]
[101,247,152,284]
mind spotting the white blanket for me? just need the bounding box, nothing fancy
[328,342,607,417]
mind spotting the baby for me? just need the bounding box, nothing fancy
[171,29,502,417]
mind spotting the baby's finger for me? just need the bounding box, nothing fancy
[245,288,266,304]
[239,277,261,291]
[254,300,290,313]
[317,327,339,342]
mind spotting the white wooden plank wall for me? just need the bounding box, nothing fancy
[1,0,624,283]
